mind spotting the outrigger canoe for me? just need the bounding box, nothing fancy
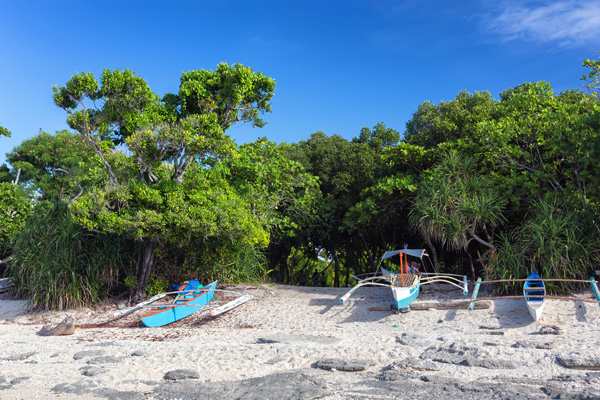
[341,249,468,312]
[140,280,217,327]
[524,271,545,321]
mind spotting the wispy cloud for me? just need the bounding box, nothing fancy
[486,1,600,47]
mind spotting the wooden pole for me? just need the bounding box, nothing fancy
[472,295,600,304]
[468,277,482,311]
[400,253,404,287]
[590,278,600,308]
[474,278,596,284]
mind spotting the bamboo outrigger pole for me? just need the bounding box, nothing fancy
[468,277,482,311]
[466,277,600,308]
[590,277,600,308]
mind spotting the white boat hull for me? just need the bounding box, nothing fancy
[526,301,544,321]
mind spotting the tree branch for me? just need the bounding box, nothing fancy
[11,168,21,185]
[54,168,84,205]
[0,255,14,265]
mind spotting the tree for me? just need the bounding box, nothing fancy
[0,124,10,138]
[0,125,31,268]
[285,131,379,286]
[224,138,321,283]
[7,130,103,202]
[353,122,400,150]
[53,63,276,297]
[409,151,506,278]
[0,183,31,267]
[479,82,600,214]
[404,90,498,149]
[582,51,600,95]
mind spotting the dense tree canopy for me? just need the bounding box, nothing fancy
[4,53,600,308]
[52,63,276,297]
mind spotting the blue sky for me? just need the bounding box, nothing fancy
[1,0,599,166]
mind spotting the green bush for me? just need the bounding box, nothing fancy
[486,194,600,294]
[6,201,135,310]
[179,241,268,284]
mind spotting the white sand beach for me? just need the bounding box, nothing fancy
[1,283,600,399]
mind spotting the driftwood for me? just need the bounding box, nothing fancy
[37,317,75,336]
[209,295,252,317]
[368,300,490,312]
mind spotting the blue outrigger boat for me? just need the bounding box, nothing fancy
[524,271,545,321]
[341,249,468,312]
[140,280,217,327]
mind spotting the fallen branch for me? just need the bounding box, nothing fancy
[210,295,253,317]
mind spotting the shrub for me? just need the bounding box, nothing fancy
[7,201,135,310]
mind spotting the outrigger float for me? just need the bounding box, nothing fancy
[468,275,600,321]
[340,249,468,313]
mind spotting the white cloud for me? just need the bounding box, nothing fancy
[486,1,600,47]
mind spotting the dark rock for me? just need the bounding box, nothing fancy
[52,380,99,395]
[94,388,147,400]
[558,354,600,370]
[316,358,372,371]
[378,370,422,381]
[80,366,106,377]
[512,341,556,350]
[87,356,121,365]
[90,341,118,347]
[396,333,432,346]
[257,333,340,345]
[461,357,518,369]
[164,369,200,380]
[5,351,36,361]
[10,377,30,385]
[420,374,459,385]
[154,371,329,400]
[361,376,556,400]
[131,350,145,357]
[542,386,600,399]
[386,357,440,371]
[539,325,563,335]
[73,350,105,360]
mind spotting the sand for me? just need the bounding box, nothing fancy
[1,283,600,399]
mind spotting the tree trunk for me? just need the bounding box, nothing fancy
[136,239,157,299]
[426,238,439,274]
[333,249,340,287]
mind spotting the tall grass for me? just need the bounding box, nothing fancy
[486,194,600,294]
[7,201,134,310]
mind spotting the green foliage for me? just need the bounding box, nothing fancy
[146,275,170,296]
[0,183,31,262]
[7,130,105,201]
[480,82,600,208]
[177,63,276,129]
[225,138,320,238]
[404,90,497,149]
[582,51,600,94]
[6,201,134,310]
[53,63,276,296]
[0,124,11,137]
[70,165,268,247]
[410,151,506,275]
[487,194,600,294]
[353,122,400,150]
